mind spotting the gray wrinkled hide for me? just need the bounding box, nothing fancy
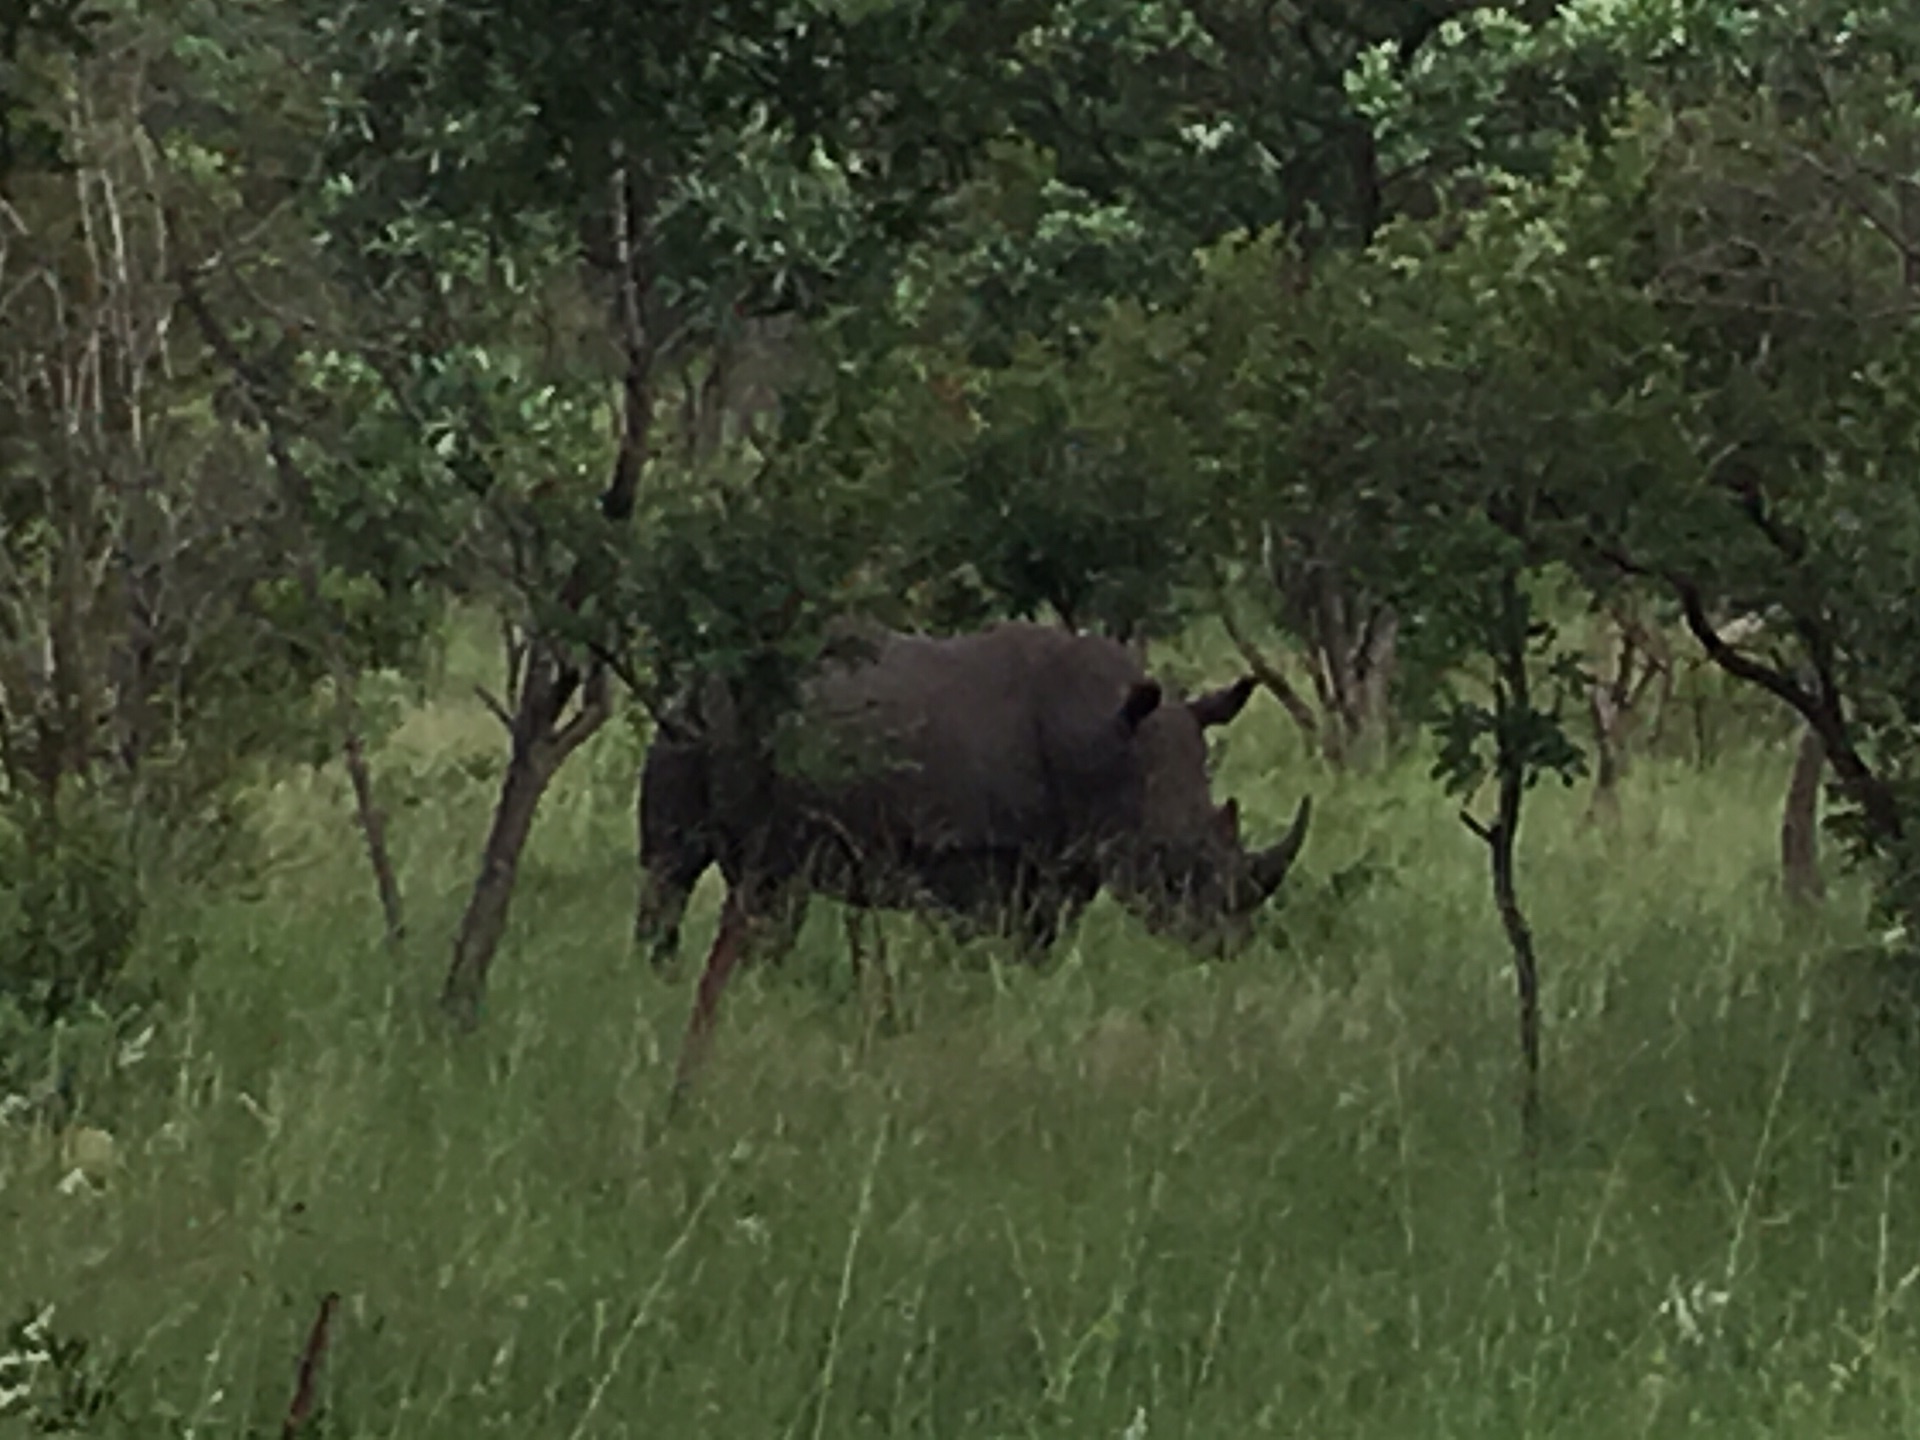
[636,621,1310,963]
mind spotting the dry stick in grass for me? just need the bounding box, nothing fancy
[282,1291,341,1440]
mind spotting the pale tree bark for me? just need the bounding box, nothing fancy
[1584,604,1675,825]
[1218,593,1322,751]
[1251,528,1401,767]
[0,89,149,810]
[1217,580,1396,767]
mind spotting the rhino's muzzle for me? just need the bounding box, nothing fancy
[1237,795,1312,911]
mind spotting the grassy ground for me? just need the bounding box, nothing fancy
[5,639,1920,1438]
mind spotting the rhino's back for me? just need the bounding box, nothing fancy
[799,623,1145,854]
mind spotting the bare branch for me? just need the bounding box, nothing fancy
[585,636,645,695]
[1214,588,1322,745]
[1793,143,1920,274]
[552,666,612,757]
[1459,807,1495,846]
[1675,583,1816,716]
[473,684,513,730]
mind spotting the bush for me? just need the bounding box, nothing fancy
[0,793,143,1029]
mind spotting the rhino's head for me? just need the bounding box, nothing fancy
[1105,674,1312,946]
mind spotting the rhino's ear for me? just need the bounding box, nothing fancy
[1189,675,1257,729]
[1119,680,1163,732]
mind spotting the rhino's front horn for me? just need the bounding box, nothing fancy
[1241,795,1312,908]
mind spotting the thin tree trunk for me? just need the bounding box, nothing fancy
[1585,607,1669,825]
[47,484,92,796]
[1357,609,1399,751]
[1463,575,1544,1170]
[1585,618,1633,825]
[1781,722,1826,905]
[281,1290,341,1440]
[440,163,655,1024]
[1586,680,1624,826]
[441,658,609,1026]
[441,734,557,1028]
[339,696,406,945]
[1303,628,1350,765]
[109,548,158,779]
[1465,766,1543,1169]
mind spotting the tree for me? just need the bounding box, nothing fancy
[0,0,450,1024]
[1345,0,1920,941]
[291,0,1114,1023]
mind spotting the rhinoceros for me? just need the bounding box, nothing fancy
[639,621,1312,1091]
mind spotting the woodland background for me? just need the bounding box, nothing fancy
[6,0,1920,1433]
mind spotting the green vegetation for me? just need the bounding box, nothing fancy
[4,648,1913,1437]
[7,0,1920,1431]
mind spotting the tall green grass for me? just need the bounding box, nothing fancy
[5,668,1919,1438]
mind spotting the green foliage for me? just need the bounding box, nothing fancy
[1070,0,1920,937]
[613,431,900,731]
[1419,581,1591,804]
[912,329,1204,637]
[0,0,453,969]
[0,0,106,181]
[998,0,1464,248]
[0,793,142,1031]
[1348,0,1919,202]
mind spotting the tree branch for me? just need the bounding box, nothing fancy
[1674,582,1818,717]
[552,667,612,757]
[1795,144,1920,275]
[1458,807,1494,846]
[1213,580,1323,745]
[473,684,513,730]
